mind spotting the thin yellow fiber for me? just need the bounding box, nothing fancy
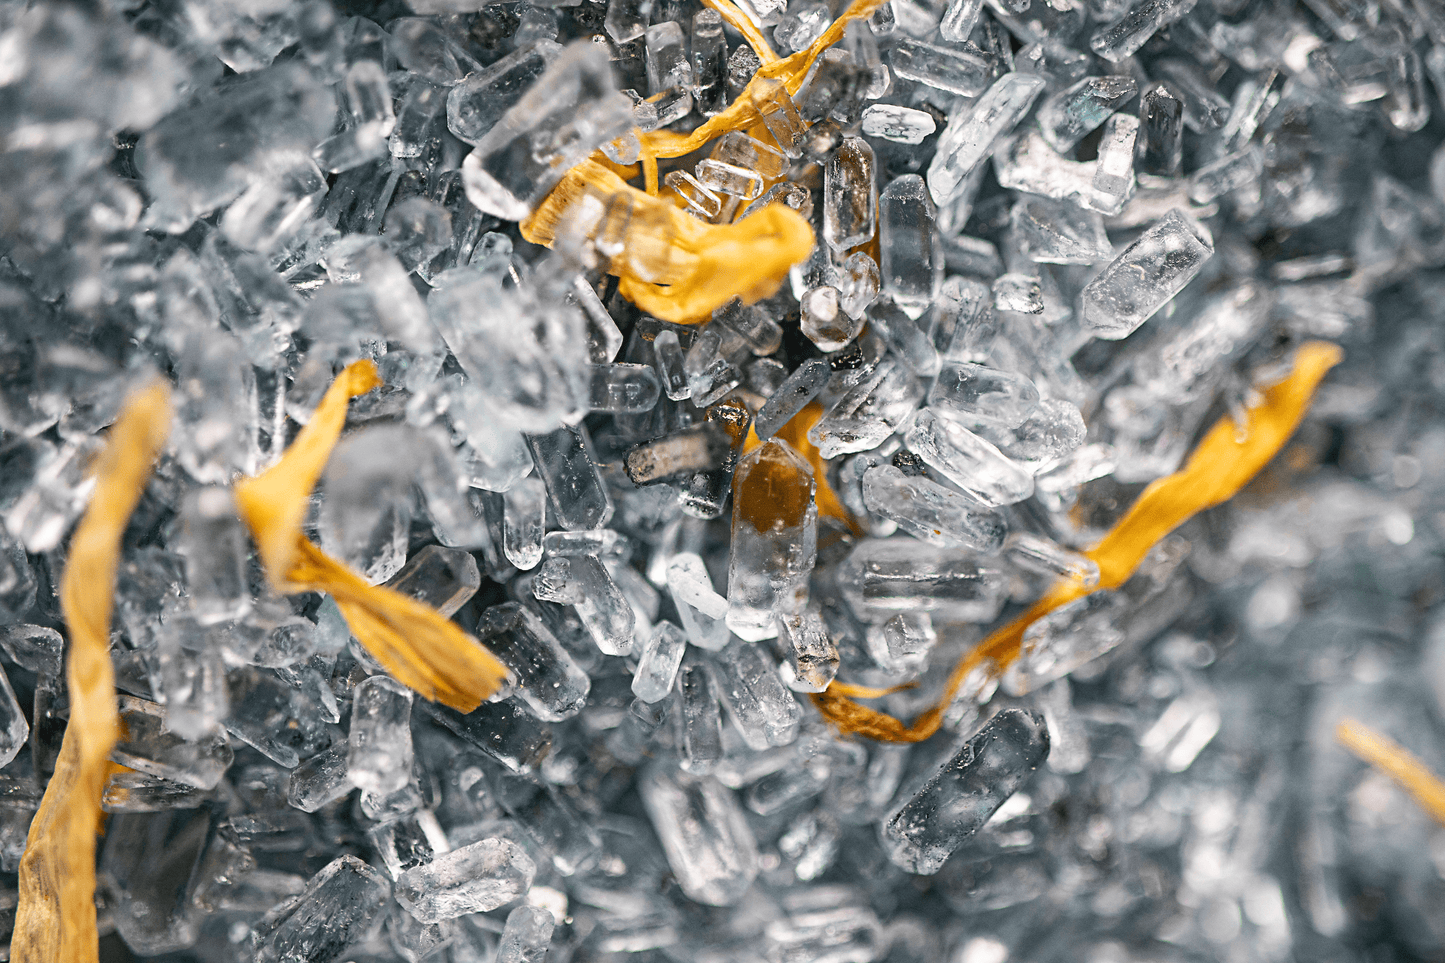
[1336,718,1445,825]
[813,341,1345,742]
[235,360,509,713]
[522,160,813,323]
[14,381,172,963]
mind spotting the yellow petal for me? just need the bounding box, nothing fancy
[14,381,172,963]
[813,341,1344,742]
[1336,718,1445,826]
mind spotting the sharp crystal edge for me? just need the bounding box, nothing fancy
[0,0,1439,959]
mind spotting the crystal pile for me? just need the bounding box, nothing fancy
[1,0,1444,959]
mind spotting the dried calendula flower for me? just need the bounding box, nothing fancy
[812,341,1344,742]
[15,380,172,963]
[234,360,509,713]
[1336,718,1445,826]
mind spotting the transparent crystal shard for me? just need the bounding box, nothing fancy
[889,37,992,96]
[587,362,662,413]
[100,808,218,955]
[396,837,536,922]
[286,744,354,813]
[1037,75,1137,152]
[992,273,1043,314]
[750,78,807,157]
[462,42,634,219]
[1079,209,1214,339]
[712,130,787,180]
[349,675,415,796]
[646,21,692,93]
[679,664,725,772]
[477,603,590,720]
[318,425,413,584]
[712,639,804,748]
[929,362,1040,428]
[503,477,547,571]
[632,621,687,703]
[1012,195,1113,266]
[524,424,614,531]
[882,708,1049,874]
[497,904,555,963]
[370,809,449,881]
[867,612,937,673]
[640,766,759,905]
[606,0,653,42]
[1092,112,1138,196]
[1090,0,1197,61]
[683,326,744,406]
[111,696,231,790]
[172,328,258,485]
[1153,59,1229,133]
[801,286,863,351]
[808,359,924,458]
[1003,591,1126,694]
[824,137,878,253]
[420,699,552,774]
[754,359,831,441]
[223,667,331,768]
[905,409,1034,506]
[777,606,840,691]
[940,0,985,41]
[695,159,764,200]
[993,130,1129,216]
[386,545,481,617]
[1137,82,1184,177]
[928,72,1046,206]
[692,10,729,115]
[103,772,213,813]
[668,553,731,650]
[715,298,784,355]
[533,554,636,656]
[255,855,390,963]
[448,40,561,145]
[836,537,1007,622]
[879,174,943,316]
[861,465,1008,552]
[652,329,691,400]
[1188,145,1263,204]
[727,440,818,641]
[932,276,997,361]
[177,487,251,625]
[1005,532,1099,586]
[861,105,937,144]
[0,667,28,770]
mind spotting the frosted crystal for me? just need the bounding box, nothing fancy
[1137,82,1185,177]
[939,0,985,41]
[497,904,555,963]
[395,837,536,922]
[801,285,863,352]
[1079,209,1214,340]
[928,72,1046,206]
[861,105,936,145]
[632,621,687,702]
[1003,591,1127,695]
[862,465,1008,552]
[679,664,725,772]
[712,638,805,749]
[777,605,839,692]
[667,553,731,651]
[906,408,1034,507]
[503,478,547,571]
[882,709,1049,874]
[606,0,653,43]
[349,675,414,796]
[1092,112,1139,196]
[640,766,759,905]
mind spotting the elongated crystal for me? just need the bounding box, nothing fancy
[533,554,636,656]
[477,603,590,721]
[177,487,250,626]
[889,37,993,96]
[679,664,725,772]
[929,361,1040,428]
[1037,75,1137,152]
[879,174,942,316]
[395,837,536,922]
[640,766,758,905]
[632,621,687,702]
[906,408,1034,506]
[824,137,878,253]
[1003,591,1127,694]
[524,423,614,531]
[939,0,984,41]
[754,359,830,440]
[928,72,1046,206]
[255,856,390,963]
[668,553,731,650]
[861,465,1008,552]
[712,639,804,749]
[112,697,230,790]
[1090,0,1197,62]
[503,477,547,571]
[498,904,555,963]
[861,104,937,144]
[692,10,729,115]
[587,362,661,413]
[1079,209,1214,339]
[1093,112,1138,196]
[882,708,1049,874]
[447,40,561,145]
[348,676,414,796]
[727,440,818,641]
[1005,532,1100,586]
